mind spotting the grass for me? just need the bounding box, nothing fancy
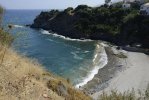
[0,45,91,100]
[0,6,91,100]
[0,26,91,100]
[0,29,13,45]
[99,85,149,100]
[0,6,3,26]
[0,45,63,100]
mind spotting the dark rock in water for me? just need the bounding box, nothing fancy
[26,24,31,27]
[8,24,14,29]
[116,46,121,50]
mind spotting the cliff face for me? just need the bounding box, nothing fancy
[31,6,116,42]
[31,5,149,48]
[31,11,86,39]
[119,15,149,48]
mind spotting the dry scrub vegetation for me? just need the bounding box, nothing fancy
[0,6,91,100]
[99,87,149,100]
[0,44,91,100]
[0,29,91,100]
[1,5,149,100]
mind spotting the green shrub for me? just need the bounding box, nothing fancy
[0,29,13,45]
[123,13,138,23]
[0,6,13,45]
[0,6,4,27]
[99,85,149,100]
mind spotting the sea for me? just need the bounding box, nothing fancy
[2,10,108,88]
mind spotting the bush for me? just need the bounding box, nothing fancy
[0,7,13,45]
[123,13,138,23]
[64,7,73,13]
[0,29,13,45]
[112,2,123,8]
[74,5,90,11]
[0,6,4,27]
[99,85,149,100]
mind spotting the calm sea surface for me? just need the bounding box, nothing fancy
[2,10,104,86]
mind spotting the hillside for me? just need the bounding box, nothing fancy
[0,43,91,100]
[31,3,149,48]
[0,7,91,100]
[1,3,149,100]
[0,29,91,100]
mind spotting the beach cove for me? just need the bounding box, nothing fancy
[2,9,149,100]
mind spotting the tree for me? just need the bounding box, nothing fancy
[105,0,111,5]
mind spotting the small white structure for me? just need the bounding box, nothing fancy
[122,0,144,9]
[123,0,144,4]
[122,3,131,8]
[140,3,149,15]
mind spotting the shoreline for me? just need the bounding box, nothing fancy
[19,26,149,99]
[41,29,93,42]
[39,28,149,55]
[75,44,108,88]
[90,48,149,100]
[81,46,126,95]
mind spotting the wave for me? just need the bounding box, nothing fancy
[83,51,90,53]
[13,25,24,28]
[100,42,109,47]
[40,29,93,42]
[75,44,108,88]
[71,51,83,60]
[46,39,54,42]
[41,29,108,88]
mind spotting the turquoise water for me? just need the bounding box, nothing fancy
[2,10,106,86]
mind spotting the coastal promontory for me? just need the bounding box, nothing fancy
[31,3,149,48]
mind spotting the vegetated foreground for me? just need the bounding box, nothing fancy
[0,6,91,100]
[1,28,149,100]
[1,3,149,100]
[0,30,91,100]
[98,86,149,100]
[31,2,149,48]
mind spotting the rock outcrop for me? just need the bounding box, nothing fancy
[31,4,149,49]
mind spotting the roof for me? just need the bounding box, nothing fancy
[124,0,144,3]
[144,2,149,6]
[141,2,149,7]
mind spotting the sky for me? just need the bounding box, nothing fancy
[0,0,119,10]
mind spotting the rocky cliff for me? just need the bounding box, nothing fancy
[31,4,149,49]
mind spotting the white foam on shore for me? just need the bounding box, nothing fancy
[41,29,108,88]
[40,29,93,42]
[14,25,24,28]
[75,44,108,88]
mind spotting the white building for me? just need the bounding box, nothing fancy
[122,3,131,8]
[122,0,144,9]
[140,3,149,15]
[123,0,144,4]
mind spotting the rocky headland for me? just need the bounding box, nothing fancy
[31,3,149,50]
